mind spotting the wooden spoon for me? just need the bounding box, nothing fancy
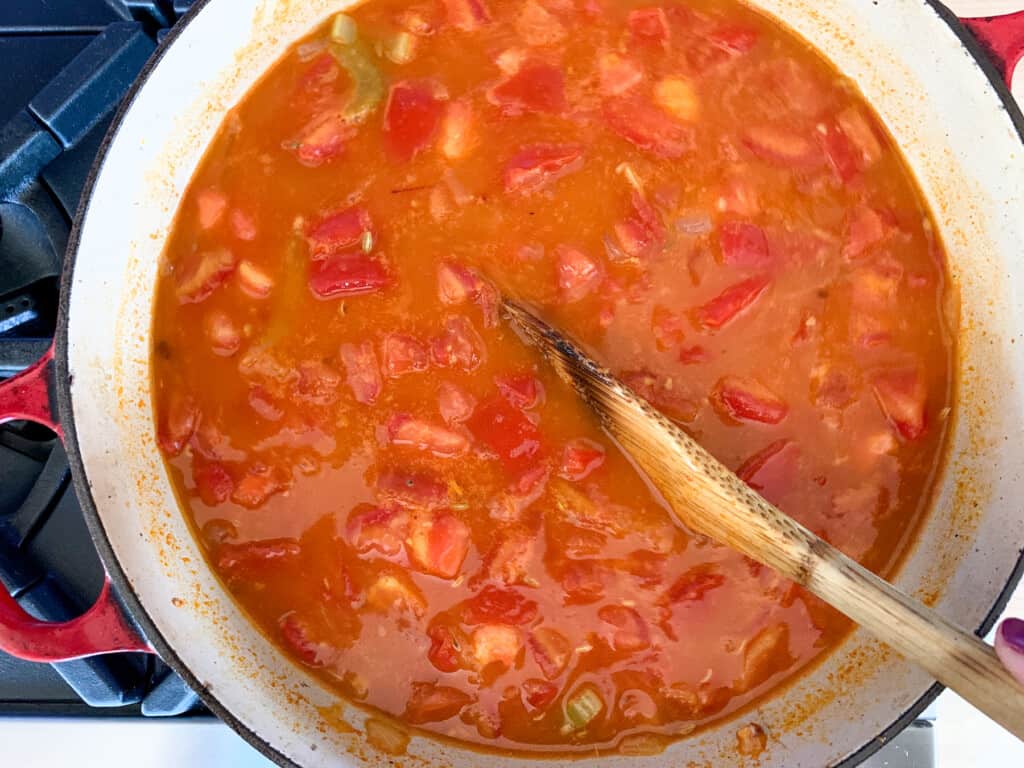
[501,298,1024,740]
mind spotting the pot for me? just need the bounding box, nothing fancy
[1,1,1023,765]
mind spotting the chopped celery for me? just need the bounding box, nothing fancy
[264,234,305,345]
[330,41,385,124]
[330,13,358,45]
[564,686,604,730]
[386,31,417,65]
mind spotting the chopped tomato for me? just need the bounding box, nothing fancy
[604,96,695,158]
[366,572,426,617]
[287,109,354,166]
[621,370,699,423]
[737,439,800,505]
[598,605,650,652]
[381,333,430,378]
[744,124,817,165]
[430,315,486,371]
[346,505,408,556]
[387,414,469,457]
[496,372,544,410]
[406,511,471,578]
[709,24,759,54]
[665,568,726,603]
[471,623,522,668]
[158,391,198,456]
[405,683,474,724]
[872,368,927,440]
[695,275,770,329]
[560,560,607,604]
[231,466,290,508]
[229,208,257,241]
[309,251,390,298]
[466,395,543,473]
[504,143,584,194]
[196,188,227,230]
[837,106,883,167]
[194,461,233,506]
[217,538,301,573]
[613,192,666,258]
[436,262,497,325]
[478,529,535,586]
[294,359,342,405]
[441,0,490,31]
[236,260,274,298]
[522,679,559,710]
[719,221,771,268]
[558,439,605,481]
[427,622,465,672]
[176,249,237,304]
[464,586,539,625]
[384,80,444,162]
[439,99,477,160]
[598,53,642,96]
[711,376,789,425]
[555,244,602,302]
[340,341,382,405]
[279,614,336,667]
[438,381,477,424]
[204,310,241,356]
[844,206,895,259]
[528,627,571,679]
[489,63,566,115]
[627,7,670,44]
[376,467,450,510]
[678,345,710,365]
[307,206,373,261]
[651,305,687,350]
[821,120,860,184]
[294,52,340,104]
[717,175,760,217]
[516,0,566,45]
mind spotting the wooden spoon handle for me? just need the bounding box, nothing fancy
[504,300,1024,739]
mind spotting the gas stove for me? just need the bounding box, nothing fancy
[0,1,1019,766]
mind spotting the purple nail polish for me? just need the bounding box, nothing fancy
[1001,617,1024,653]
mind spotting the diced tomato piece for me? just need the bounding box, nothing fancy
[717,175,760,217]
[872,368,927,440]
[496,373,544,410]
[844,206,895,259]
[678,345,710,365]
[465,586,539,625]
[559,438,605,482]
[384,80,444,162]
[628,7,670,43]
[176,249,238,304]
[489,63,566,115]
[194,461,233,506]
[471,624,522,669]
[231,466,290,508]
[307,206,373,261]
[651,305,687,350]
[196,188,227,230]
[236,260,273,298]
[279,614,336,667]
[436,262,498,326]
[837,106,883,167]
[614,192,666,258]
[294,359,342,405]
[287,109,355,166]
[430,315,486,371]
[376,467,450,510]
[466,395,543,473]
[522,679,559,710]
[821,121,860,184]
[719,221,771,268]
[438,381,477,424]
[229,208,257,241]
[744,124,817,165]
[441,0,490,30]
[737,440,800,506]
[309,252,390,298]
[528,626,571,679]
[381,333,429,378]
[406,511,471,578]
[340,341,382,405]
[830,483,882,521]
[204,310,241,356]
[246,385,282,420]
[516,0,566,45]
[439,99,477,159]
[504,143,584,194]
[598,53,642,96]
[427,622,465,672]
[478,529,535,586]
[598,605,649,652]
[295,52,340,100]
[405,683,474,724]
[665,568,726,603]
[387,413,469,457]
[621,370,699,423]
[487,465,549,522]
[346,505,408,556]
[560,560,607,604]
[555,244,602,302]
[158,391,198,456]
[366,572,427,616]
[709,24,759,54]
[695,275,770,329]
[604,96,695,158]
[711,376,789,425]
[216,538,301,573]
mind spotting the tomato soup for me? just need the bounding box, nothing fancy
[151,0,955,755]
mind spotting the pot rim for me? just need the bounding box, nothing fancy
[52,1,1024,766]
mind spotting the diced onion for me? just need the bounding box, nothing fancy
[386,31,417,65]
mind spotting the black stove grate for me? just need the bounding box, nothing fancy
[0,0,203,717]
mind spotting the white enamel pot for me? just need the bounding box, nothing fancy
[1,1,1023,766]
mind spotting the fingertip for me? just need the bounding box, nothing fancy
[994,617,1024,685]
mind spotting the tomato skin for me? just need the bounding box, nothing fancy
[695,275,771,329]
[309,252,390,299]
[489,63,566,115]
[464,586,539,625]
[307,206,373,260]
[405,683,475,724]
[598,604,650,652]
[466,395,544,474]
[340,341,383,405]
[387,414,470,458]
[503,144,584,194]
[496,373,545,410]
[719,221,771,268]
[194,461,233,506]
[710,376,789,425]
[427,622,465,672]
[384,80,444,162]
[873,368,927,440]
[737,439,800,505]
[522,679,559,710]
[558,439,605,482]
[604,96,695,158]
[665,568,726,604]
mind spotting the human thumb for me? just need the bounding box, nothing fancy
[995,617,1024,685]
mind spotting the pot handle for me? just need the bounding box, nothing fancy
[961,9,1024,87]
[0,344,153,661]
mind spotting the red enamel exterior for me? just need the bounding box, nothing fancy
[0,343,152,661]
[963,10,1024,86]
